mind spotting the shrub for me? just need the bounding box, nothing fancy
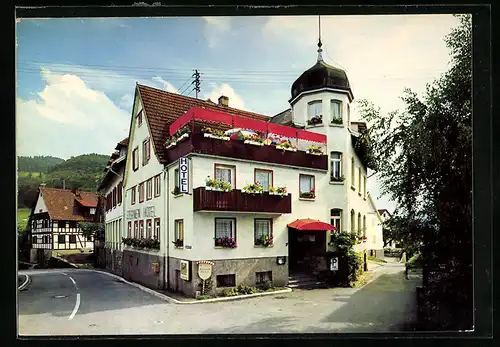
[236,284,256,295]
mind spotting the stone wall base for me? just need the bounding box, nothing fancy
[167,256,288,298]
[122,249,165,290]
[105,248,124,276]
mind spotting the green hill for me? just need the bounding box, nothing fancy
[18,155,65,173]
[17,153,109,209]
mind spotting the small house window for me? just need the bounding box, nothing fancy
[214,164,235,188]
[216,274,236,287]
[358,167,362,192]
[131,186,136,205]
[174,219,184,247]
[299,174,315,199]
[69,221,77,228]
[307,101,322,121]
[351,210,355,234]
[137,110,143,127]
[255,169,273,191]
[134,221,139,238]
[128,221,132,238]
[214,218,236,246]
[254,219,272,246]
[90,208,96,215]
[146,178,153,200]
[132,147,139,171]
[174,168,180,193]
[363,215,367,238]
[330,152,342,180]
[32,236,37,244]
[58,235,66,244]
[154,175,161,197]
[351,157,355,187]
[118,182,123,204]
[154,218,160,241]
[256,271,272,285]
[330,209,342,234]
[357,213,362,237]
[69,235,77,244]
[142,138,151,166]
[146,219,152,239]
[363,175,367,198]
[58,221,66,228]
[139,220,144,238]
[331,100,342,123]
[139,182,145,202]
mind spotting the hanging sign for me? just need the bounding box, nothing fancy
[179,157,189,194]
[180,260,190,281]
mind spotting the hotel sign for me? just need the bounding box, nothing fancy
[127,206,156,220]
[179,157,189,194]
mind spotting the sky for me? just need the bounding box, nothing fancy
[15,14,461,212]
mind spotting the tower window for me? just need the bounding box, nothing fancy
[331,100,342,123]
[307,101,323,123]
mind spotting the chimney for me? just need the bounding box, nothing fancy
[72,187,81,197]
[218,95,229,107]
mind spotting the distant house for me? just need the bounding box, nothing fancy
[378,209,398,249]
[28,186,98,256]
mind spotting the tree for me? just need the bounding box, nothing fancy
[356,14,472,330]
[78,222,105,241]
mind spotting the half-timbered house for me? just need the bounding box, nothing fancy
[29,186,98,260]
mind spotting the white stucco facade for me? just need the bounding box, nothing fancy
[103,161,125,251]
[34,194,48,214]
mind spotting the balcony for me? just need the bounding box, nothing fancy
[193,187,292,214]
[166,133,328,171]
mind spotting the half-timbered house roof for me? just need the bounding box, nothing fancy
[136,84,270,163]
[37,187,98,221]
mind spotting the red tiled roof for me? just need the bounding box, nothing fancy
[137,84,269,163]
[38,187,97,221]
[115,137,129,150]
[378,209,391,216]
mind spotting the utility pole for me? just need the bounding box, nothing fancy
[63,179,65,190]
[191,69,201,99]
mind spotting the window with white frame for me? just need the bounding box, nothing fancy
[299,174,315,198]
[154,174,161,197]
[215,164,235,188]
[308,100,322,121]
[174,168,180,193]
[174,219,184,246]
[331,100,342,122]
[255,169,273,191]
[139,182,145,202]
[131,186,136,205]
[128,221,132,238]
[351,157,355,187]
[363,175,367,198]
[351,210,355,234]
[215,218,236,244]
[330,152,342,180]
[363,215,366,238]
[134,221,138,238]
[132,147,139,171]
[139,220,144,238]
[145,219,152,238]
[358,167,362,192]
[330,209,342,233]
[146,178,153,200]
[357,213,362,237]
[142,138,150,166]
[154,218,160,241]
[137,110,143,127]
[254,219,272,245]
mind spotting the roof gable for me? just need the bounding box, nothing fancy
[36,187,97,221]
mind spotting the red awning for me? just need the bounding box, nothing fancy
[287,218,337,231]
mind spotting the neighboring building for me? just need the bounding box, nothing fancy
[366,194,385,258]
[111,37,382,297]
[28,186,97,262]
[378,208,398,249]
[97,138,128,275]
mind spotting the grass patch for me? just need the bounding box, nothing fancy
[196,295,213,300]
[54,249,91,255]
[17,208,31,231]
[367,255,387,263]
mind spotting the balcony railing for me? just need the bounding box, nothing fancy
[166,132,328,170]
[193,187,292,214]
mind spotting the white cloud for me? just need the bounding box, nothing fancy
[16,69,129,159]
[202,16,232,48]
[203,83,246,110]
[152,76,179,94]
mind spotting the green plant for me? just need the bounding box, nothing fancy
[331,118,343,125]
[242,182,264,194]
[202,127,213,134]
[172,186,181,195]
[172,239,183,248]
[300,188,315,199]
[215,236,237,248]
[330,175,345,182]
[205,177,218,188]
[307,115,323,125]
[196,295,212,300]
[254,234,273,247]
[244,134,264,144]
[277,141,297,150]
[307,145,323,154]
[218,181,232,191]
[236,284,256,295]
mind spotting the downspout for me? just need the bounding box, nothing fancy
[164,166,170,291]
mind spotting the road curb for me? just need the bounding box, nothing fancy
[51,255,79,269]
[18,274,30,291]
[84,269,292,304]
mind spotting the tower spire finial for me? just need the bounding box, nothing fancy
[317,15,323,61]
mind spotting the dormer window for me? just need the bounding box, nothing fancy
[307,101,323,126]
[331,100,342,125]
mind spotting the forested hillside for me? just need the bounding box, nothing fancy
[18,155,65,172]
[17,153,109,208]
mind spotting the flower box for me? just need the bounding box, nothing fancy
[306,150,323,156]
[203,133,213,138]
[213,136,230,141]
[177,133,189,143]
[244,140,265,146]
[165,141,177,149]
[276,145,297,152]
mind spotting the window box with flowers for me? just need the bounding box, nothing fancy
[214,236,237,248]
[172,186,182,196]
[276,141,297,152]
[330,118,343,125]
[122,237,160,250]
[254,234,273,247]
[172,239,184,248]
[306,145,324,156]
[243,134,265,146]
[307,114,323,126]
[205,177,232,192]
[300,188,316,199]
[202,127,230,141]
[242,182,264,194]
[268,185,287,197]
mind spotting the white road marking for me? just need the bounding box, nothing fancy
[67,276,80,320]
[59,272,68,276]
[69,293,80,320]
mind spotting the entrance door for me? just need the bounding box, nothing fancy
[288,229,327,275]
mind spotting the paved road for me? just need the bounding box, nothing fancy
[18,263,420,335]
